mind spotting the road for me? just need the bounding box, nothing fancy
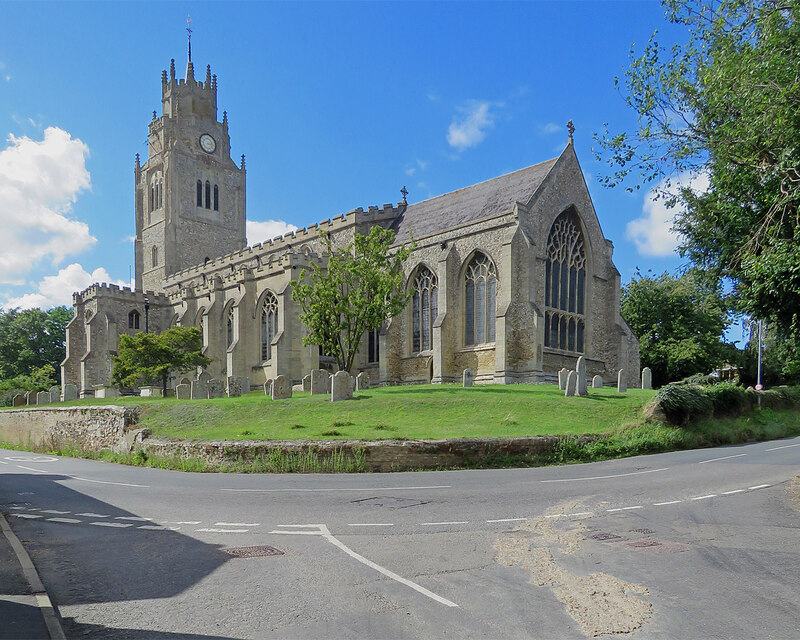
[1,437,799,639]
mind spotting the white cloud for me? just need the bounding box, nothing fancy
[405,167,416,177]
[540,122,561,135]
[247,219,299,244]
[404,158,429,177]
[2,263,127,310]
[626,172,710,256]
[447,101,501,151]
[0,127,94,284]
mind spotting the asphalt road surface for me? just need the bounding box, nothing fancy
[1,436,799,639]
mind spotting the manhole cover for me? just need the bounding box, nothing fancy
[631,528,655,535]
[590,533,623,542]
[628,540,661,548]
[222,545,284,558]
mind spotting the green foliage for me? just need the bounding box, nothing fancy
[596,0,800,348]
[111,326,210,391]
[621,270,735,385]
[291,227,413,372]
[738,321,800,386]
[703,381,749,416]
[0,306,72,382]
[654,384,714,424]
[0,364,58,407]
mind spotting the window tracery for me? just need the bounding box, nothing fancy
[260,292,278,361]
[464,253,497,345]
[411,267,437,352]
[226,306,235,348]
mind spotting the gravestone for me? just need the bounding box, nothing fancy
[463,369,474,388]
[175,383,190,400]
[264,379,273,397]
[95,386,120,399]
[348,375,355,394]
[356,372,370,391]
[191,380,208,399]
[49,386,60,404]
[310,369,327,395]
[242,377,251,393]
[642,367,653,390]
[207,379,225,398]
[12,394,25,407]
[227,376,242,398]
[62,384,78,401]
[592,375,604,389]
[292,384,304,392]
[37,391,50,405]
[25,391,36,405]
[140,386,163,397]
[558,368,568,391]
[576,356,588,396]
[198,371,211,383]
[327,374,333,393]
[564,371,577,397]
[272,375,292,400]
[331,370,353,401]
[302,375,311,392]
[617,369,627,393]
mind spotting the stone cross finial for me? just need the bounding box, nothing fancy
[567,120,575,142]
[241,154,246,170]
[153,110,157,120]
[401,185,408,204]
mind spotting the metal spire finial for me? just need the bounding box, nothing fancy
[401,185,408,204]
[567,120,575,142]
[186,14,193,63]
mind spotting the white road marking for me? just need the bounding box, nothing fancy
[606,508,623,512]
[545,514,568,519]
[46,518,82,524]
[691,494,717,500]
[9,506,24,509]
[748,484,770,490]
[15,465,49,474]
[196,528,249,533]
[699,453,747,464]
[90,521,132,528]
[653,500,682,506]
[65,476,148,488]
[721,489,746,495]
[114,516,150,522]
[165,521,201,525]
[0,460,7,464]
[567,511,594,517]
[486,518,527,523]
[12,514,42,519]
[540,467,668,483]
[76,512,109,518]
[5,456,58,462]
[214,522,260,527]
[221,485,452,493]
[347,523,394,527]
[271,524,458,608]
[420,521,468,526]
[39,510,70,515]
[138,525,180,531]
[765,442,800,451]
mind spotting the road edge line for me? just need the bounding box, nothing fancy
[0,512,66,640]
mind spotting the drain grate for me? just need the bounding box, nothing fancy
[222,545,284,558]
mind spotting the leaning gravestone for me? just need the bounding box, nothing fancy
[331,370,353,401]
[272,375,292,400]
[207,378,225,398]
[310,369,327,395]
[558,368,568,390]
[264,378,274,397]
[302,374,311,392]
[49,386,61,404]
[356,371,370,391]
[62,384,78,401]
[592,375,604,389]
[25,391,36,405]
[641,367,653,390]
[191,380,208,399]
[576,356,588,396]
[12,394,25,407]
[227,376,242,398]
[36,391,50,405]
[175,383,191,400]
[617,369,627,393]
[463,369,474,388]
[565,371,577,397]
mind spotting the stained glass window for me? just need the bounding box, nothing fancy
[464,253,497,345]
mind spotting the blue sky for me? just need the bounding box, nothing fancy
[1,2,727,334]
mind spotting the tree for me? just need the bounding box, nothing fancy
[621,270,736,386]
[0,307,72,382]
[291,226,413,372]
[595,1,800,345]
[738,320,800,386]
[111,326,210,392]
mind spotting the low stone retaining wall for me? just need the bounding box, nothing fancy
[0,406,143,453]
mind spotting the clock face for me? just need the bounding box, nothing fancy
[199,134,216,154]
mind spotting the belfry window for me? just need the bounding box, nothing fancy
[544,209,586,353]
[149,184,154,212]
[128,310,140,330]
[154,181,159,209]
[196,180,202,206]
[464,252,497,346]
[213,184,219,211]
[226,306,235,348]
[205,181,211,209]
[158,178,163,208]
[260,292,278,361]
[411,266,437,352]
[152,246,158,267]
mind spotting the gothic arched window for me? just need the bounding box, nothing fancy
[158,178,163,207]
[205,181,211,209]
[149,183,154,212]
[151,246,158,267]
[128,310,140,330]
[260,292,278,361]
[464,252,497,345]
[226,306,235,348]
[196,180,202,206]
[544,209,586,353]
[411,266,437,352]
[213,184,219,211]
[155,180,159,209]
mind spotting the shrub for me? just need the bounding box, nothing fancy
[705,382,750,416]
[653,384,713,425]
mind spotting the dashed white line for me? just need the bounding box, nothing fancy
[748,484,770,490]
[15,465,48,474]
[138,525,180,531]
[39,510,70,515]
[76,512,109,518]
[90,521,132,528]
[699,453,747,464]
[12,514,41,519]
[721,489,746,495]
[486,518,527,523]
[653,500,682,506]
[347,523,394,527]
[165,521,201,525]
[114,516,150,522]
[46,518,82,524]
[196,528,249,533]
[765,442,800,451]
[66,476,148,488]
[420,521,468,526]
[221,485,452,493]
[213,522,259,527]
[540,467,668,483]
[691,494,717,501]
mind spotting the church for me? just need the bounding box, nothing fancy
[61,53,640,395]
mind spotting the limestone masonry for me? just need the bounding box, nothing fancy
[62,50,640,394]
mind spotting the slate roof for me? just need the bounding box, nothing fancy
[390,155,559,243]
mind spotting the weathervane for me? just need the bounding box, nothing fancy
[567,120,575,142]
[401,185,408,204]
[187,14,193,62]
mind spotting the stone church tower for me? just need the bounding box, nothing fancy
[135,55,246,293]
